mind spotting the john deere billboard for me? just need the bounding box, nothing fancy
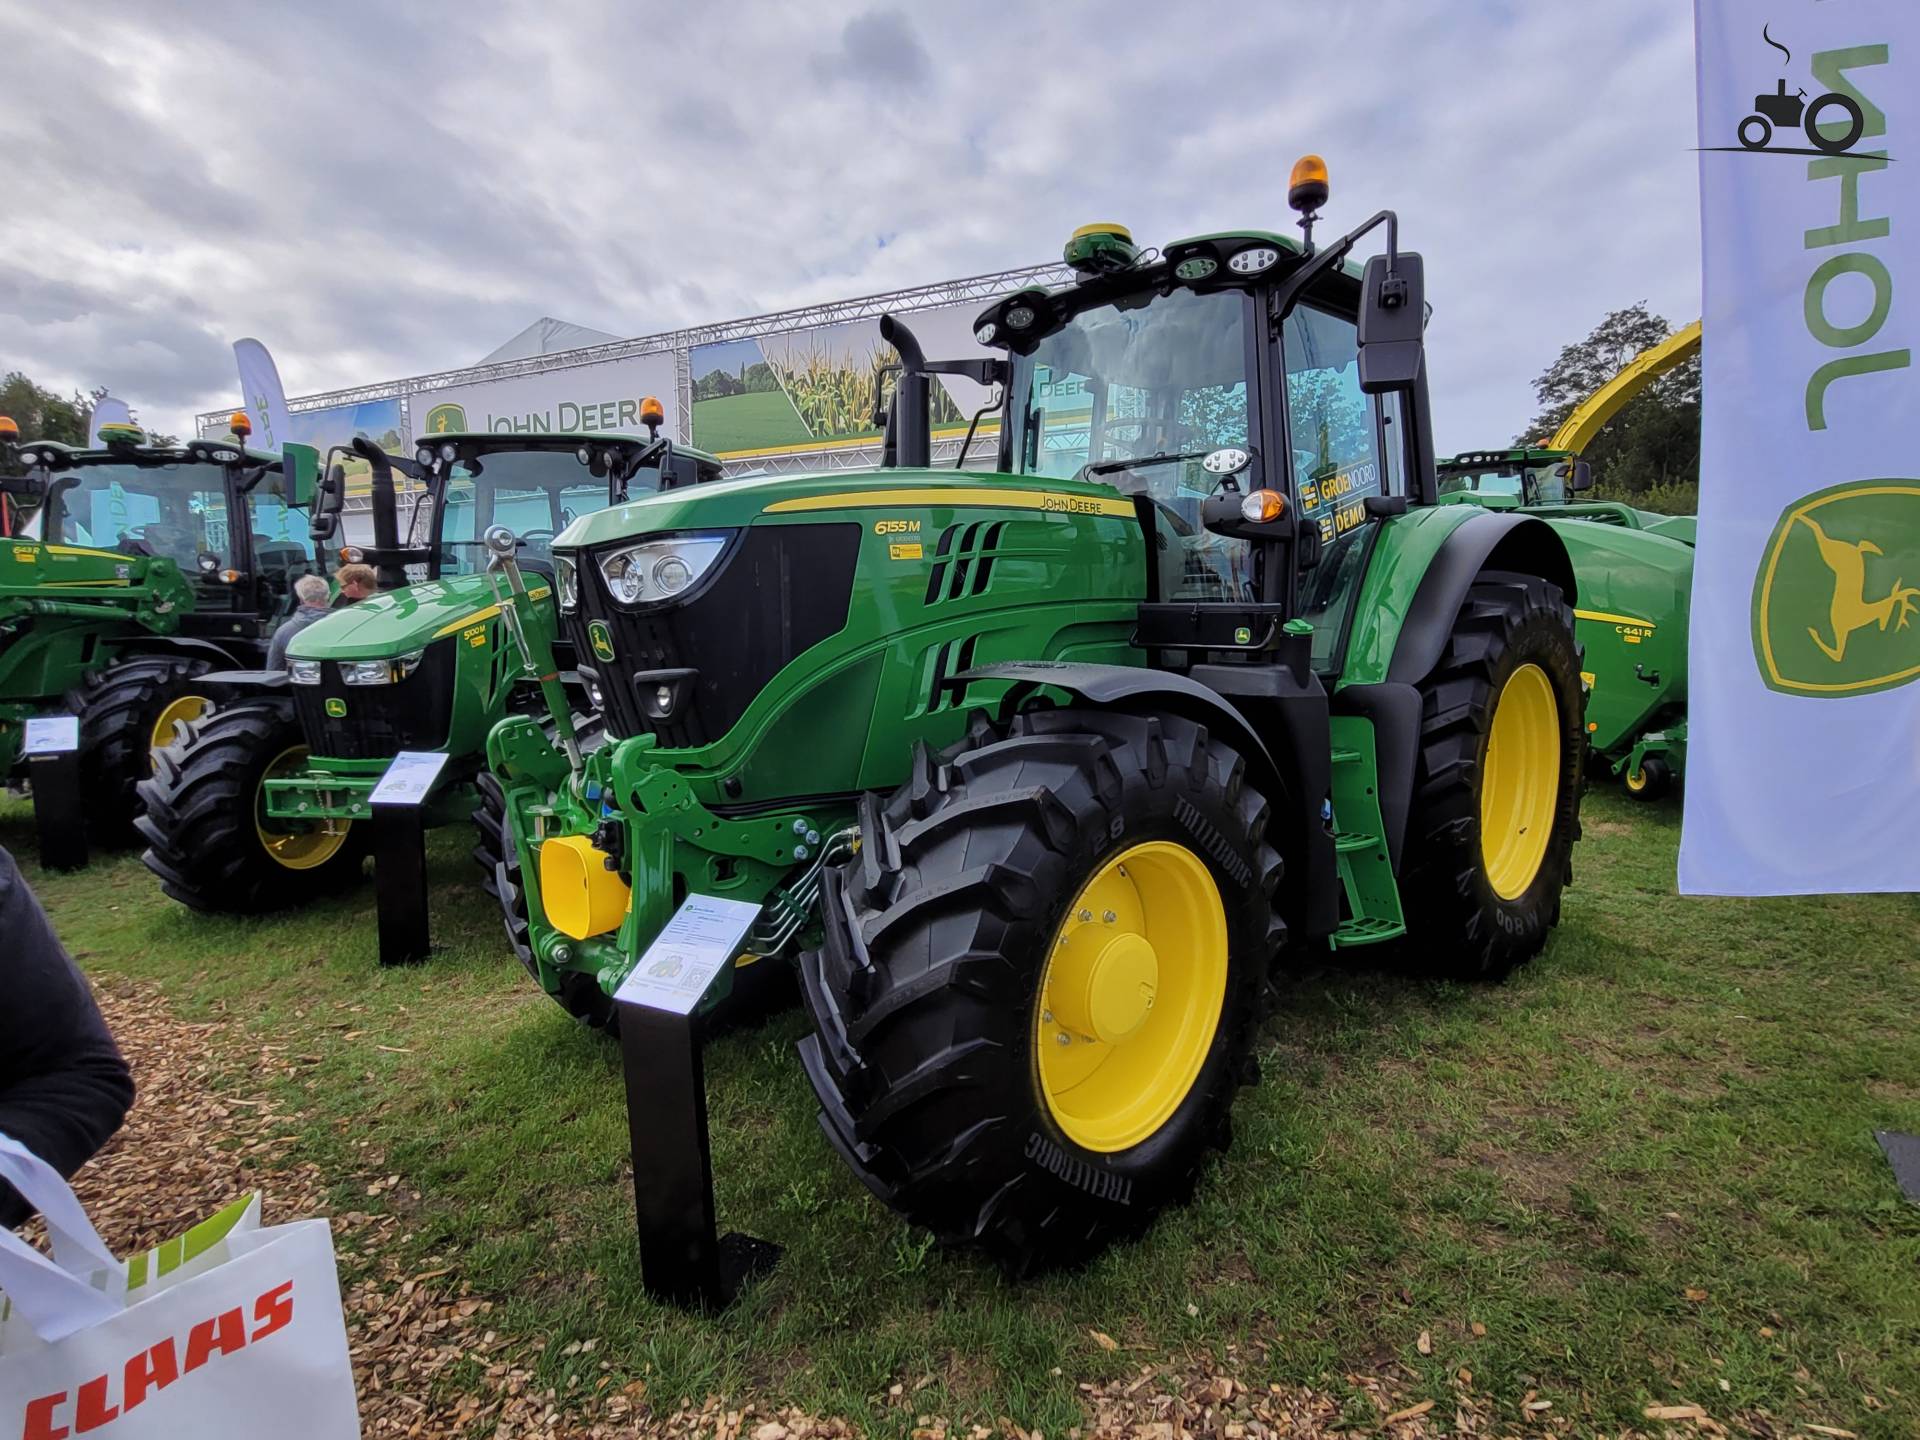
[691,300,1002,461]
[413,354,679,440]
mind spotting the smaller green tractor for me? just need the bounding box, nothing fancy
[2,417,322,841]
[1439,448,1691,798]
[136,423,722,912]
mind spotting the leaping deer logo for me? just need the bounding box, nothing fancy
[1796,514,1920,662]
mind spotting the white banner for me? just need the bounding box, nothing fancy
[1681,2,1917,894]
[86,395,131,446]
[233,339,294,453]
[413,353,679,443]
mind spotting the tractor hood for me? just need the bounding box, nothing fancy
[287,570,552,660]
[552,466,1134,551]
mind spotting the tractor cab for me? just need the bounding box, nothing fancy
[1438,448,1590,510]
[13,420,322,630]
[960,159,1440,686]
[308,419,721,592]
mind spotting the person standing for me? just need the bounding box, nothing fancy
[0,845,134,1227]
[333,562,377,605]
[266,573,333,670]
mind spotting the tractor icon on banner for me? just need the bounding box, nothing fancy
[1736,24,1864,154]
[1740,79,1864,153]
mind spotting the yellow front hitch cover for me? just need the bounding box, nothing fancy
[1035,840,1228,1153]
[540,834,631,940]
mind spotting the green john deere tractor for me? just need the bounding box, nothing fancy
[135,424,723,912]
[1,417,322,842]
[1440,449,1691,799]
[480,172,1589,1271]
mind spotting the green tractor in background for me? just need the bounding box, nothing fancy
[1,415,323,843]
[136,419,723,912]
[479,165,1591,1272]
[1439,448,1692,799]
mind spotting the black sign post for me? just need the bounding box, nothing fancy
[368,751,450,967]
[612,893,780,1310]
[24,716,86,872]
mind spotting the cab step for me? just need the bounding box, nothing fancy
[1326,715,1406,949]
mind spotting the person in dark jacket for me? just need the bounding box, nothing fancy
[266,573,333,671]
[0,844,134,1227]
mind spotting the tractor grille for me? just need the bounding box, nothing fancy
[292,641,458,760]
[570,524,860,748]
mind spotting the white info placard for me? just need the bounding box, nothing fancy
[369,750,451,806]
[23,715,80,756]
[613,893,762,1015]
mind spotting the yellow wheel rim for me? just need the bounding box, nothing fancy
[149,694,207,764]
[254,744,352,870]
[1624,765,1649,793]
[1480,663,1561,900]
[1035,841,1228,1153]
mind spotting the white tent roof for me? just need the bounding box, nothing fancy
[476,317,623,366]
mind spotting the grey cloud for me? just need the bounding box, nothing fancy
[813,9,932,90]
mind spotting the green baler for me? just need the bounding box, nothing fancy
[136,427,722,912]
[483,182,1590,1270]
[1440,449,1691,797]
[1,421,322,841]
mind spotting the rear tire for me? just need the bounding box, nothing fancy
[1398,570,1584,980]
[136,701,366,913]
[797,707,1283,1274]
[64,654,213,845]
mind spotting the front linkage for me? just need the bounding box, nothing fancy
[482,528,853,1026]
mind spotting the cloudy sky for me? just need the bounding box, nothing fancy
[0,0,1700,453]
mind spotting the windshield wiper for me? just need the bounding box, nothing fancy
[1083,449,1211,477]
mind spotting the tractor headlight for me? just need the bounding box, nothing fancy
[556,555,578,613]
[340,649,426,686]
[288,659,324,685]
[597,534,728,606]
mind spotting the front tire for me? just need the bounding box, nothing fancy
[1623,754,1672,801]
[136,701,365,913]
[1398,570,1584,980]
[797,707,1283,1274]
[64,654,213,845]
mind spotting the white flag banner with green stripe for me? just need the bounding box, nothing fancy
[1680,0,1916,894]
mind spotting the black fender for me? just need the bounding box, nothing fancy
[960,660,1338,944]
[189,669,298,714]
[1386,511,1577,686]
[116,636,263,670]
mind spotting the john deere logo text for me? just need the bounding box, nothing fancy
[587,619,616,663]
[325,697,348,718]
[1752,480,1920,696]
[423,403,468,434]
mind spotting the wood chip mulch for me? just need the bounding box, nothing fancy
[18,981,1800,1439]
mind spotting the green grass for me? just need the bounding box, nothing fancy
[692,390,813,453]
[5,792,1917,1435]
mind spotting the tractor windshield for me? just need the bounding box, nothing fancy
[44,462,235,571]
[409,448,619,578]
[1007,286,1255,601]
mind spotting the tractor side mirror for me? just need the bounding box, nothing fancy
[309,462,346,543]
[1356,251,1427,395]
[282,443,319,508]
[1566,460,1593,493]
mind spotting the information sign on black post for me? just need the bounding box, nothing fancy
[615,893,782,1309]
[367,750,451,967]
[24,715,86,871]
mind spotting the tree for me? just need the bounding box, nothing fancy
[1517,303,1700,500]
[0,372,90,445]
